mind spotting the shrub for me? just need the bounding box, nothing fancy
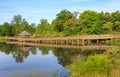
[69,54,111,77]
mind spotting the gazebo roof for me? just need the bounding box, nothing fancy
[18,31,31,36]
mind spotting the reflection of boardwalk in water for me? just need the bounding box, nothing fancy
[6,42,113,50]
[20,46,32,52]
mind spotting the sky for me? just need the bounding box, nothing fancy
[0,0,120,24]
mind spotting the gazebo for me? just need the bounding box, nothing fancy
[18,31,31,37]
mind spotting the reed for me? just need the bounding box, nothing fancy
[1,69,61,77]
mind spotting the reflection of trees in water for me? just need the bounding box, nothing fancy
[52,48,81,66]
[38,47,51,55]
[51,48,105,66]
[0,43,105,66]
[0,43,17,54]
[13,54,24,63]
[0,43,36,63]
[30,47,37,55]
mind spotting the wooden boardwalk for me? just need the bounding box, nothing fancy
[7,34,120,46]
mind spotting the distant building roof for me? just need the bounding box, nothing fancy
[18,31,31,36]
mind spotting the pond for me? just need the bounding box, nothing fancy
[0,43,105,77]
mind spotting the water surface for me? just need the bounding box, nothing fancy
[0,43,105,77]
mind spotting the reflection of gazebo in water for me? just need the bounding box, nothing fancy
[20,45,32,52]
[18,31,31,37]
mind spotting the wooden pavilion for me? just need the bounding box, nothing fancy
[18,31,31,37]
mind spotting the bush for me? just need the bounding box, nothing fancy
[106,46,120,66]
[69,54,111,77]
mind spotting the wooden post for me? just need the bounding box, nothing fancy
[51,40,52,44]
[60,40,62,45]
[111,38,113,45]
[82,39,85,46]
[88,39,91,45]
[55,40,57,44]
[97,39,99,45]
[72,40,74,45]
[77,39,79,45]
[65,40,67,45]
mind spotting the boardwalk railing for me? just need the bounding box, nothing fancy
[7,34,120,46]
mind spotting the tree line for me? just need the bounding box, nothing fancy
[0,9,120,37]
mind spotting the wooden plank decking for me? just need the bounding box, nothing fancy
[7,34,120,46]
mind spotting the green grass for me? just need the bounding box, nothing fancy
[0,36,7,42]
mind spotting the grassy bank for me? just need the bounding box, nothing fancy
[0,36,7,42]
[66,46,120,77]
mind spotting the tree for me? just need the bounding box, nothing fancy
[73,11,79,18]
[15,19,27,35]
[12,15,22,25]
[52,9,75,32]
[111,11,120,32]
[79,10,104,34]
[1,22,11,36]
[113,21,120,32]
[11,15,35,35]
[11,15,23,35]
[102,22,113,33]
[104,12,111,22]
[111,11,120,22]
[34,19,50,37]
[27,23,36,35]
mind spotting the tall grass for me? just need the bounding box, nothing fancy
[0,69,61,77]
[0,36,7,42]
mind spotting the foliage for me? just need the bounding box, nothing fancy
[68,54,111,77]
[0,36,7,42]
[52,9,76,32]
[0,10,120,37]
[0,15,35,36]
[102,22,113,33]
[67,46,120,77]
[106,46,120,66]
[79,10,104,34]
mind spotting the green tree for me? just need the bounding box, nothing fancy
[102,22,113,33]
[12,14,22,25]
[73,11,79,18]
[1,22,11,36]
[11,15,22,35]
[111,11,120,22]
[52,9,75,32]
[26,23,36,35]
[104,12,111,22]
[11,15,35,35]
[34,19,50,37]
[111,11,120,32]
[79,10,104,34]
[113,21,120,32]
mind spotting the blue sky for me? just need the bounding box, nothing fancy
[0,0,120,24]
